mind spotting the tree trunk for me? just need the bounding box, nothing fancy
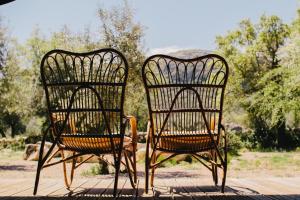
[0,130,6,138]
[11,123,15,138]
[277,120,286,149]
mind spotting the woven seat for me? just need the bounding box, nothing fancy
[61,135,134,152]
[157,133,218,152]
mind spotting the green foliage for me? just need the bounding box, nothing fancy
[98,1,148,130]
[81,159,110,176]
[0,1,149,140]
[0,21,33,138]
[226,131,245,155]
[0,137,25,151]
[216,14,300,149]
[81,164,104,176]
[0,17,7,70]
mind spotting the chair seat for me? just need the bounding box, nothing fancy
[156,132,218,152]
[60,135,134,153]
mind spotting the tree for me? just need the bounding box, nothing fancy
[24,26,98,133]
[0,17,7,71]
[0,17,8,137]
[280,9,300,131]
[98,1,148,130]
[216,15,291,148]
[0,38,32,137]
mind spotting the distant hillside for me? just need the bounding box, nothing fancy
[168,49,212,59]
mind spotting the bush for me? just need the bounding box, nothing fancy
[81,161,109,176]
[24,133,43,144]
[226,131,245,155]
[0,137,26,151]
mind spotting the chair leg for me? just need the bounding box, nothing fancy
[145,140,150,194]
[132,147,137,184]
[212,151,218,185]
[221,163,227,193]
[113,155,122,197]
[221,133,228,193]
[33,135,46,195]
[33,158,42,195]
[150,151,156,187]
[62,150,76,188]
[124,151,135,188]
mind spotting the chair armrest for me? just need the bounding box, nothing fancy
[125,116,137,147]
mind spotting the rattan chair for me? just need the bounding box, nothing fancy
[142,54,229,193]
[33,48,137,197]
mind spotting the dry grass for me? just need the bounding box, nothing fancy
[228,151,300,177]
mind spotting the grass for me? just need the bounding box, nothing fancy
[229,151,300,177]
[147,150,300,177]
[81,164,103,176]
[0,148,24,161]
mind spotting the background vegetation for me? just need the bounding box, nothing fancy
[0,2,300,152]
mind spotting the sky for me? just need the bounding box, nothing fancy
[0,0,299,54]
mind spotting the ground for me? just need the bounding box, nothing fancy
[0,149,300,179]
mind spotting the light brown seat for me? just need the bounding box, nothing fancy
[157,133,218,152]
[61,135,134,152]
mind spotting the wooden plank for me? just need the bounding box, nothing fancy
[174,178,211,200]
[87,177,114,198]
[226,179,273,200]
[133,179,140,200]
[175,178,214,200]
[71,178,103,197]
[139,178,156,200]
[155,177,173,200]
[116,178,131,200]
[250,178,300,200]
[0,179,30,195]
[0,176,298,200]
[117,176,138,200]
[47,178,88,196]
[188,177,239,200]
[22,180,65,197]
[0,179,52,197]
[230,179,291,200]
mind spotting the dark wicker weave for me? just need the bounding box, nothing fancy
[142,54,229,193]
[34,48,137,197]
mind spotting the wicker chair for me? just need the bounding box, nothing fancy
[142,54,229,193]
[33,48,137,197]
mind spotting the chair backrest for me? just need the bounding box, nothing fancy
[41,49,128,141]
[142,54,229,142]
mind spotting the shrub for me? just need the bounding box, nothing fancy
[226,131,244,155]
[0,137,26,151]
[81,161,109,176]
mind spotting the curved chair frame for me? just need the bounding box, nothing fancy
[34,48,137,197]
[142,54,229,193]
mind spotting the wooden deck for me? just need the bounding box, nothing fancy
[0,175,299,199]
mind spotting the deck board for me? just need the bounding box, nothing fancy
[48,178,88,197]
[0,176,299,199]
